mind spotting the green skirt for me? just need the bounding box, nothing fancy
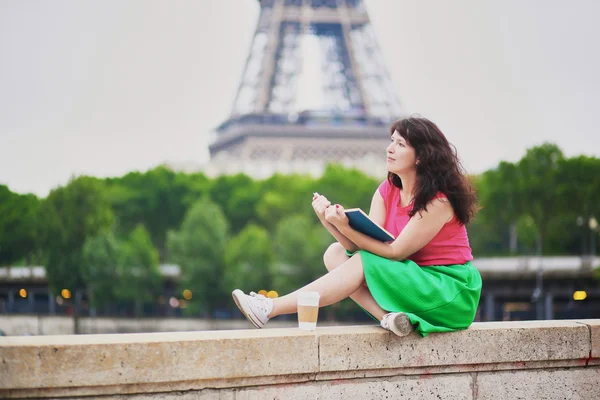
[347,250,482,337]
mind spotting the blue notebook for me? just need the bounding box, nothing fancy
[344,208,395,242]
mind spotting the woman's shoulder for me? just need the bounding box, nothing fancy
[430,192,456,222]
[429,191,448,203]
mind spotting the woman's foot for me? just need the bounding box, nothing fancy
[232,289,274,329]
[380,312,414,337]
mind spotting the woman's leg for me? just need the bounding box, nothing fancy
[269,243,388,320]
[323,243,388,321]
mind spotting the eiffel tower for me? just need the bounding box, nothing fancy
[204,0,404,179]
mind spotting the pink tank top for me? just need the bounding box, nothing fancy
[378,179,473,266]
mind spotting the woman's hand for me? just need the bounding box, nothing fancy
[312,192,331,221]
[312,193,358,251]
[325,204,349,229]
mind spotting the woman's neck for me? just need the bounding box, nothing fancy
[398,171,417,206]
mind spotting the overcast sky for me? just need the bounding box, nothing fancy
[1,0,598,197]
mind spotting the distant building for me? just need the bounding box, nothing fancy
[203,0,404,179]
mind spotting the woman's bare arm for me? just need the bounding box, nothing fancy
[318,218,359,252]
[368,190,386,227]
[319,189,385,253]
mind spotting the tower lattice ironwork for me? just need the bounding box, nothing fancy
[205,0,404,178]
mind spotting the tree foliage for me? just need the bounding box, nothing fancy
[105,166,210,260]
[224,224,275,294]
[167,197,229,315]
[82,228,121,308]
[118,224,162,315]
[272,214,332,295]
[0,185,41,265]
[3,143,600,316]
[38,176,114,293]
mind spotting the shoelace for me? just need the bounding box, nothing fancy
[249,292,270,314]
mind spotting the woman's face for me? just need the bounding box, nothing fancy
[386,130,417,174]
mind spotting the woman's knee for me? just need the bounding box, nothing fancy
[323,242,349,271]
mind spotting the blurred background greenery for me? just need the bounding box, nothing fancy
[1,142,599,319]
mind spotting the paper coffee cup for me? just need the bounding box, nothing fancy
[297,291,320,331]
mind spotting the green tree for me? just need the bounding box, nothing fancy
[472,161,522,255]
[556,156,600,217]
[81,229,121,311]
[554,156,600,255]
[224,224,275,294]
[106,167,210,260]
[255,173,314,230]
[514,214,538,254]
[118,225,162,317]
[315,164,379,211]
[167,198,229,316]
[210,173,263,234]
[515,143,565,255]
[0,185,41,265]
[272,214,331,295]
[39,176,114,294]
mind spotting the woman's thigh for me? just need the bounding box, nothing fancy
[323,242,349,271]
[324,243,367,287]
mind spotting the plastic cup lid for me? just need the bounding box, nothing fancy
[298,291,320,300]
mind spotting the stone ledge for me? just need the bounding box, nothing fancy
[0,320,598,399]
[586,320,600,359]
[318,320,589,373]
[475,368,600,399]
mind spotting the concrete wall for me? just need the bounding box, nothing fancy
[1,320,599,399]
[0,315,371,335]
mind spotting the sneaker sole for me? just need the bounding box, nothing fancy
[232,290,264,329]
[389,313,413,337]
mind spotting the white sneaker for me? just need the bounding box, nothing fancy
[380,312,414,337]
[232,289,274,329]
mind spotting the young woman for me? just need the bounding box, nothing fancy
[232,116,482,337]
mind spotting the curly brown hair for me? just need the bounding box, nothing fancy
[388,117,478,225]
